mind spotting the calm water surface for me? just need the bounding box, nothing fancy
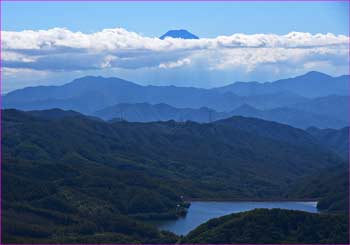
[153,201,318,235]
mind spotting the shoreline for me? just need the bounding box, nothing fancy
[185,198,318,202]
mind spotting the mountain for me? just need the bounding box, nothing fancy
[3,72,348,120]
[287,95,348,121]
[231,104,347,129]
[181,209,348,244]
[25,108,102,122]
[6,77,313,114]
[213,116,318,148]
[225,94,349,129]
[92,101,347,129]
[160,30,199,39]
[93,103,227,122]
[242,91,310,110]
[215,71,349,98]
[3,76,242,113]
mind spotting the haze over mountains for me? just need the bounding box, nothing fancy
[3,70,349,243]
[93,102,346,130]
[4,71,348,129]
[214,71,348,98]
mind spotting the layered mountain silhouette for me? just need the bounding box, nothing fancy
[94,103,226,122]
[3,76,242,113]
[214,71,348,98]
[3,71,348,129]
[160,29,199,39]
[230,103,347,129]
[92,102,346,129]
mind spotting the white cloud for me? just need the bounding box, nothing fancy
[159,58,191,69]
[2,51,36,63]
[100,55,118,68]
[3,28,348,51]
[2,27,349,91]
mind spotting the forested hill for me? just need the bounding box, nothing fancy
[289,163,349,213]
[2,109,347,243]
[181,209,349,244]
[3,108,343,198]
[307,126,349,160]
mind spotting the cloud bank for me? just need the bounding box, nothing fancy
[2,27,349,91]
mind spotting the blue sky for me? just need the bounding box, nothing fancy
[3,2,349,36]
[2,1,349,93]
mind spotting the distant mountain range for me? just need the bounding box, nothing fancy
[3,71,348,129]
[94,103,226,122]
[92,102,346,129]
[160,29,199,39]
[231,102,347,129]
[3,76,242,113]
[214,71,348,98]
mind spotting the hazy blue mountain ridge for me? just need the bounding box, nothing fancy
[214,71,348,98]
[91,101,347,129]
[3,71,348,129]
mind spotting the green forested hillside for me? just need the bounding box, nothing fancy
[2,109,347,243]
[307,126,349,160]
[182,209,349,244]
[295,127,349,213]
[289,163,349,213]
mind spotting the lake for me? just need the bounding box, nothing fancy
[153,201,318,235]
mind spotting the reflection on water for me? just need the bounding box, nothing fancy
[153,201,318,235]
